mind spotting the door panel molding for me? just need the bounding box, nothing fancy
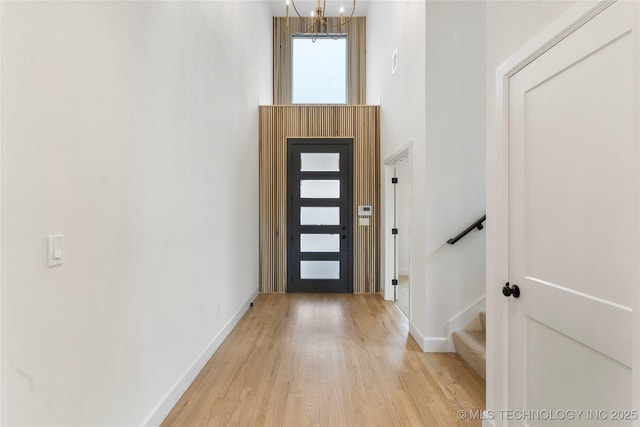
[485,1,640,425]
[488,1,640,424]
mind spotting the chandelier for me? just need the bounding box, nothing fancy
[286,0,356,39]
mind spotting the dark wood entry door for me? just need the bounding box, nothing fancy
[287,139,353,293]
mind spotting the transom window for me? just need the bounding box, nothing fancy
[292,36,347,104]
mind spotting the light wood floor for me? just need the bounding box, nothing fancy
[162,294,485,427]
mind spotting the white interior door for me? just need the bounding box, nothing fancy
[393,157,411,318]
[507,2,638,425]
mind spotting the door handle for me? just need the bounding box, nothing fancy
[341,235,346,239]
[502,282,520,298]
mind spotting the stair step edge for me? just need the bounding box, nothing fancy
[452,330,486,380]
[452,330,486,348]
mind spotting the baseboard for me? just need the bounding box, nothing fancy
[142,288,259,427]
[408,322,424,349]
[422,337,450,352]
[446,295,486,352]
[408,323,450,352]
[393,302,408,320]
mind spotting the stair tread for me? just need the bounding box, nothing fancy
[452,330,486,380]
[453,330,486,347]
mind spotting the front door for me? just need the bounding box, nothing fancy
[287,139,353,293]
[507,1,637,423]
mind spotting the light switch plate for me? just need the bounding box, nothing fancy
[359,217,370,226]
[48,234,64,267]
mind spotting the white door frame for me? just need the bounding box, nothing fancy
[487,1,640,425]
[382,142,412,304]
[0,3,4,419]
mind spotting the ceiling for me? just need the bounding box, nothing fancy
[267,0,372,18]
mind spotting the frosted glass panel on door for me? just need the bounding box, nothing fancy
[300,207,340,225]
[300,234,340,252]
[300,180,340,198]
[300,153,340,171]
[300,261,340,279]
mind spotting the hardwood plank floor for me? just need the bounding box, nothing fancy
[161,294,485,427]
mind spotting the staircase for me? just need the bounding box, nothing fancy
[452,311,486,380]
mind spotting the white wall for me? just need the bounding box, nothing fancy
[422,0,487,349]
[367,0,428,345]
[369,1,487,351]
[0,1,272,425]
[484,0,578,417]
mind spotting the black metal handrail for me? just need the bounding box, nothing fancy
[447,214,486,245]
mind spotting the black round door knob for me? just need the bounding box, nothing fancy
[502,282,520,298]
[502,284,511,297]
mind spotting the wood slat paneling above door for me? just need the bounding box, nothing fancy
[259,106,380,293]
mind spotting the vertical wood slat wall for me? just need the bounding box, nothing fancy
[273,17,366,105]
[259,105,380,293]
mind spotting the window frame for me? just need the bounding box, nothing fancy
[291,34,348,105]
